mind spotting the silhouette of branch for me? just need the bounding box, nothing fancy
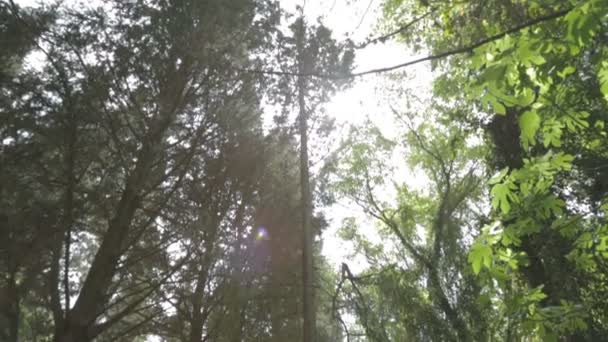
[241,8,572,79]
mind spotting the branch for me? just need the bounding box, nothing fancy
[88,253,190,338]
[392,105,448,177]
[341,263,391,342]
[355,8,436,49]
[361,169,430,267]
[241,8,572,79]
[97,308,162,342]
[349,7,571,77]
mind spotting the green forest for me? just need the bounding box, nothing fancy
[1,0,607,341]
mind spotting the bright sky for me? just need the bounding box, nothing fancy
[278,0,434,272]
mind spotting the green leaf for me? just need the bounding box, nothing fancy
[469,243,492,274]
[542,117,563,148]
[491,183,512,214]
[490,98,506,115]
[576,232,594,249]
[517,39,545,66]
[566,1,603,48]
[483,64,507,82]
[528,54,545,66]
[527,286,547,302]
[519,110,540,147]
[515,87,536,106]
[502,227,521,247]
[599,59,608,102]
[489,167,509,184]
[562,111,590,132]
[553,153,574,170]
[558,65,576,79]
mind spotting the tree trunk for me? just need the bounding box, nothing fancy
[1,274,20,342]
[53,128,164,342]
[188,262,211,342]
[230,195,249,342]
[427,269,471,341]
[188,216,219,342]
[296,15,315,342]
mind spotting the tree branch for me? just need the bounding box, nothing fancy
[355,8,436,49]
[241,8,571,79]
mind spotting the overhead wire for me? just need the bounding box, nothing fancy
[238,7,573,79]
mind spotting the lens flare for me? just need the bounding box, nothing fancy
[255,227,268,240]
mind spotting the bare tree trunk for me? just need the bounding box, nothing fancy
[188,248,214,342]
[296,15,315,342]
[62,113,76,319]
[230,194,249,342]
[2,274,20,342]
[188,284,205,342]
[53,114,175,342]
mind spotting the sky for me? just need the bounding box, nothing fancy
[278,0,434,272]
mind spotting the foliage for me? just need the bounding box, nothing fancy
[330,106,491,340]
[0,1,347,341]
[371,0,608,340]
[3,0,608,341]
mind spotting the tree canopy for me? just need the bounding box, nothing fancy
[1,0,607,341]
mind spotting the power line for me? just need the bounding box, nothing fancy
[240,7,572,80]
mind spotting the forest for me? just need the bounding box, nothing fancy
[0,0,607,341]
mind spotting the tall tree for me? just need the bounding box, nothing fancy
[331,103,490,341]
[378,0,608,339]
[296,12,316,342]
[1,0,281,341]
[266,10,353,341]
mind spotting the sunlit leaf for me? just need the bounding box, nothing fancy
[489,167,509,185]
[469,243,493,274]
[491,183,513,214]
[519,110,541,147]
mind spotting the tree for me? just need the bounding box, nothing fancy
[330,99,492,340]
[265,11,353,341]
[378,0,608,339]
[1,0,281,341]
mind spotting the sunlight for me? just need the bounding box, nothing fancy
[6,0,600,340]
